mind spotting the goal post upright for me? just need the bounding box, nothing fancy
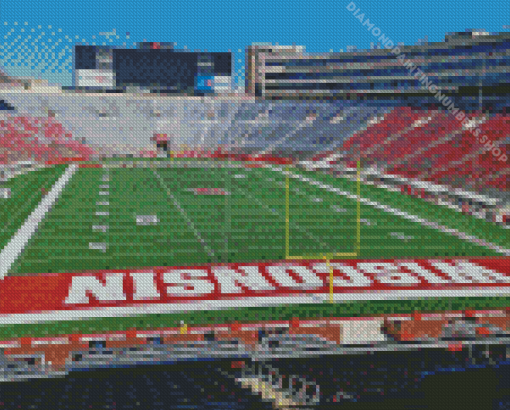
[356,159,361,255]
[284,159,362,302]
[285,166,290,259]
[326,257,334,303]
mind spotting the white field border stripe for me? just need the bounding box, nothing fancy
[1,288,509,325]
[268,167,510,256]
[0,164,78,280]
[153,169,215,257]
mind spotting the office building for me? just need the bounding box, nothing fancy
[245,31,510,109]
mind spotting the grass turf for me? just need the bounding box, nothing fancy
[1,160,508,339]
[8,162,505,275]
[0,165,68,251]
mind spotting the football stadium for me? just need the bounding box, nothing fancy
[0,25,508,409]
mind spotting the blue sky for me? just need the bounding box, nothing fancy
[1,0,509,86]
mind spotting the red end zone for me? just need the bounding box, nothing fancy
[0,258,508,318]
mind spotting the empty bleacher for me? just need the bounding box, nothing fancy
[485,172,509,189]
[455,144,509,185]
[318,107,508,196]
[0,115,95,164]
[425,116,509,185]
[342,107,426,155]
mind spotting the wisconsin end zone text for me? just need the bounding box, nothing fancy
[0,259,506,317]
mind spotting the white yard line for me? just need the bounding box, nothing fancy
[1,287,509,325]
[153,170,216,257]
[90,172,110,252]
[267,166,510,256]
[0,164,78,280]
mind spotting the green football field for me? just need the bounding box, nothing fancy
[1,159,509,338]
[6,159,508,276]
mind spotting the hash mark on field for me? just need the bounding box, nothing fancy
[136,215,159,226]
[89,242,107,252]
[360,219,374,226]
[153,170,215,257]
[390,232,414,242]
